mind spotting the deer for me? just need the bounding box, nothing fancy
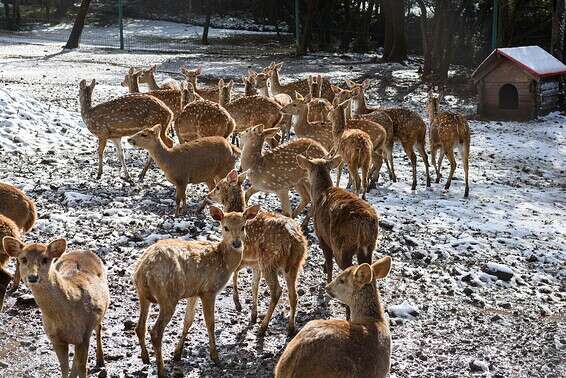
[240,124,327,221]
[328,100,389,188]
[138,64,181,91]
[296,156,379,318]
[122,68,183,116]
[267,62,335,102]
[133,204,259,377]
[128,125,239,216]
[307,74,333,123]
[346,79,431,190]
[207,170,307,335]
[427,90,471,197]
[180,66,220,103]
[275,256,392,378]
[218,79,283,136]
[79,79,174,182]
[2,237,110,378]
[331,84,353,107]
[174,83,235,143]
[0,215,20,312]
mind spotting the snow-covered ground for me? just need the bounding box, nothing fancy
[0,27,565,378]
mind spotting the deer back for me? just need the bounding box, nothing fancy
[0,183,36,233]
[224,96,282,133]
[175,100,235,143]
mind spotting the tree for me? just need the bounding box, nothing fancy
[202,0,212,45]
[383,0,407,62]
[297,0,318,55]
[551,0,566,60]
[64,0,91,49]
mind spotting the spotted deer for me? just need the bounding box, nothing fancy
[280,92,334,151]
[79,79,174,182]
[133,205,259,376]
[122,68,183,116]
[240,125,327,220]
[0,215,20,312]
[175,83,235,143]
[267,62,335,102]
[128,125,239,216]
[307,74,333,123]
[3,237,110,378]
[138,65,181,91]
[208,170,307,335]
[427,90,470,197]
[180,66,220,103]
[347,79,431,190]
[275,256,392,378]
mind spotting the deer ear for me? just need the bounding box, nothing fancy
[2,237,24,258]
[238,170,248,185]
[296,155,313,170]
[150,64,156,72]
[262,127,279,139]
[90,79,96,88]
[276,62,283,69]
[80,79,86,89]
[295,91,304,101]
[196,67,202,75]
[345,79,356,88]
[209,205,224,221]
[249,69,257,77]
[180,66,189,75]
[371,256,392,279]
[47,239,67,258]
[353,264,373,286]
[218,78,225,88]
[317,74,322,83]
[226,169,238,185]
[243,204,260,220]
[228,80,234,88]
[330,84,341,94]
[308,75,313,85]
[252,124,264,134]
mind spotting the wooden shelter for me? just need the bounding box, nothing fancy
[472,46,566,120]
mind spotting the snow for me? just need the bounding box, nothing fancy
[475,46,566,77]
[388,301,419,319]
[485,262,513,275]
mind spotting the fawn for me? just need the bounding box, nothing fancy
[275,256,392,378]
[175,83,235,143]
[297,155,379,320]
[128,125,238,216]
[0,215,20,312]
[347,79,431,190]
[267,62,335,102]
[240,124,327,220]
[180,66,220,103]
[3,237,110,378]
[138,64,180,91]
[122,68,183,116]
[133,205,259,376]
[208,170,307,335]
[280,92,335,151]
[79,79,174,182]
[427,90,471,197]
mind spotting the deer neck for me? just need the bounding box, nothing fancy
[331,111,347,141]
[218,242,243,273]
[144,139,172,169]
[127,78,140,93]
[310,169,334,205]
[29,269,72,320]
[147,74,161,91]
[428,101,438,123]
[190,76,198,90]
[291,106,309,133]
[350,282,385,324]
[222,190,245,213]
[79,93,92,118]
[219,91,231,107]
[259,86,270,97]
[270,71,283,94]
[240,138,263,171]
[352,93,371,115]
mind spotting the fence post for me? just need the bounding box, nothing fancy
[119,0,124,49]
[295,0,300,51]
[491,0,499,50]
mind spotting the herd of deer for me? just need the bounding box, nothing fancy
[0,61,471,377]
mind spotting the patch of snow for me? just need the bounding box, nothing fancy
[388,301,419,319]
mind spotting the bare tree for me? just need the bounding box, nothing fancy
[64,0,91,49]
[552,0,566,60]
[383,0,407,62]
[202,1,212,45]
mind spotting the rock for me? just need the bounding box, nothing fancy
[123,320,136,331]
[379,219,394,231]
[97,369,108,378]
[411,250,426,260]
[15,294,37,308]
[483,262,514,281]
[404,236,419,247]
[469,359,489,372]
[463,287,474,296]
[297,288,305,296]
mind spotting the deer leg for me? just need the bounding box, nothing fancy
[173,297,198,361]
[258,269,282,336]
[369,150,382,189]
[96,138,107,180]
[292,181,311,218]
[52,341,69,378]
[401,142,417,191]
[69,338,89,378]
[319,239,334,283]
[444,145,457,191]
[250,267,261,324]
[348,164,361,196]
[387,146,397,182]
[430,145,440,183]
[361,159,371,199]
[11,259,20,291]
[95,322,105,368]
[135,297,151,364]
[335,161,344,187]
[150,303,176,378]
[461,140,470,197]
[284,267,299,336]
[174,182,188,216]
[437,149,445,179]
[276,190,292,217]
[338,253,354,321]
[244,186,259,204]
[416,140,431,187]
[111,138,130,182]
[232,264,243,312]
[138,155,153,182]
[201,292,220,365]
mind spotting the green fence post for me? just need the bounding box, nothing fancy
[119,0,124,49]
[295,0,300,50]
[491,0,499,50]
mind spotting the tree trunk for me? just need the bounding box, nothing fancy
[417,0,432,76]
[297,0,317,56]
[64,0,91,49]
[354,0,376,53]
[383,0,407,62]
[552,0,566,60]
[202,2,211,45]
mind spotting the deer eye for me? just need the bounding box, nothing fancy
[21,257,27,264]
[224,226,229,231]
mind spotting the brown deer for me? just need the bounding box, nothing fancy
[336,129,373,199]
[180,66,220,103]
[307,74,333,123]
[331,84,353,107]
[267,62,335,102]
[133,205,259,376]
[280,92,335,151]
[79,79,174,182]
[218,79,283,135]
[0,215,20,312]
[240,125,327,219]
[328,100,389,188]
[3,237,110,378]
[296,155,379,317]
[128,125,238,216]
[122,68,183,116]
[275,256,392,378]
[138,64,180,91]
[427,90,471,197]
[347,79,431,190]
[207,170,307,335]
[174,83,235,143]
